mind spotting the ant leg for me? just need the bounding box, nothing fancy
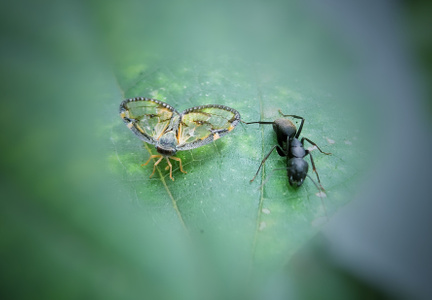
[306,151,325,192]
[243,121,275,125]
[250,145,284,183]
[278,111,305,137]
[301,137,332,155]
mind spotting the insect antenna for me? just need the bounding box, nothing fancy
[256,167,287,190]
[306,174,328,221]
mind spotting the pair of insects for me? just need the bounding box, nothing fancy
[120,97,330,192]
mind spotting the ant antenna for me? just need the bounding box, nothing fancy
[254,168,329,221]
[256,168,286,190]
[306,174,328,221]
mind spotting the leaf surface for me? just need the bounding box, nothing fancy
[0,0,366,299]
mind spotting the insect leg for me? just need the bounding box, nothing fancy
[306,151,325,192]
[142,155,162,167]
[142,155,163,178]
[256,167,287,190]
[278,111,305,138]
[250,145,284,183]
[165,157,174,181]
[169,156,187,174]
[302,137,332,155]
[243,121,275,125]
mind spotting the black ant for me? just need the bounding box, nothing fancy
[245,110,331,194]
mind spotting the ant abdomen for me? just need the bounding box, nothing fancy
[273,118,296,145]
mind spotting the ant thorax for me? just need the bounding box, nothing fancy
[289,138,307,158]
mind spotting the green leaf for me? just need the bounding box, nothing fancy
[110,53,362,280]
[0,1,367,299]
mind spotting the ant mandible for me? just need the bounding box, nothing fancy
[246,110,331,192]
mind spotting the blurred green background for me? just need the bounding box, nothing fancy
[1,0,431,299]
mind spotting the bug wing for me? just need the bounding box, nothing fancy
[176,104,241,150]
[119,97,180,144]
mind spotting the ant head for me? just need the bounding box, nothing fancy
[287,158,309,187]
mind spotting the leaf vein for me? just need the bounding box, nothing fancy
[114,73,188,233]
